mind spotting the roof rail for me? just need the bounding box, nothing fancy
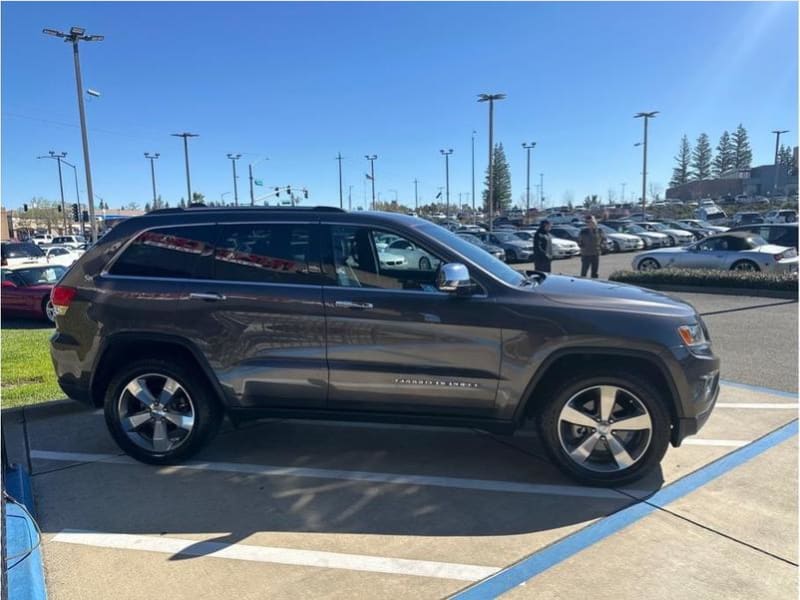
[147,205,346,214]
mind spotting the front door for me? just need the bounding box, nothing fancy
[322,224,502,417]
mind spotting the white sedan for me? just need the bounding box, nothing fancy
[43,246,82,267]
[633,232,798,273]
[375,234,438,270]
[637,222,695,246]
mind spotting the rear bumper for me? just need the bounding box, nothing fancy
[50,331,94,407]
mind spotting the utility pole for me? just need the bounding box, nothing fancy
[440,149,453,219]
[365,155,377,209]
[61,159,85,237]
[227,153,242,206]
[413,179,419,212]
[772,129,789,193]
[621,182,627,204]
[348,185,353,211]
[248,157,268,206]
[478,93,506,232]
[522,142,536,223]
[634,111,658,217]
[172,132,198,204]
[37,151,69,232]
[144,153,160,209]
[43,26,104,242]
[336,153,344,209]
[540,173,544,209]
[471,130,477,223]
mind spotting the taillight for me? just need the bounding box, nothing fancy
[51,285,77,316]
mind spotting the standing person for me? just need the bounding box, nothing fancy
[533,219,553,272]
[578,215,603,278]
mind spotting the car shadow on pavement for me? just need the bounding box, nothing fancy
[28,411,664,562]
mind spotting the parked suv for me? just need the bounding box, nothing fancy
[50,207,720,485]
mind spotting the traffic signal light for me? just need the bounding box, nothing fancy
[303,189,308,199]
[57,204,62,212]
[286,186,292,196]
[82,210,89,223]
[23,204,28,212]
[274,187,280,197]
[71,204,79,222]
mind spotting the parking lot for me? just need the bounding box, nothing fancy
[3,287,797,600]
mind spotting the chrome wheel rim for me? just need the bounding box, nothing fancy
[117,373,195,454]
[557,385,653,473]
[734,261,756,272]
[638,259,659,271]
[45,300,56,323]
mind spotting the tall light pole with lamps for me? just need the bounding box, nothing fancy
[478,93,505,231]
[471,130,477,222]
[172,132,198,203]
[336,153,345,209]
[226,153,242,206]
[61,158,85,237]
[634,111,658,216]
[440,149,453,219]
[522,142,536,222]
[365,155,377,209]
[37,151,69,232]
[144,153,160,209]
[43,26,103,242]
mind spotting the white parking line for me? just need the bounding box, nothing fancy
[30,450,633,499]
[682,439,748,448]
[52,530,499,582]
[715,403,798,410]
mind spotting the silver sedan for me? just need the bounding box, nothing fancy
[633,232,798,273]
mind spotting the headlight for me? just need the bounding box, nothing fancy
[678,324,706,347]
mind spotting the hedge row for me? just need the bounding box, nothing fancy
[609,268,799,291]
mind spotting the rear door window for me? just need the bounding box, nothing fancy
[109,225,217,279]
[213,223,321,285]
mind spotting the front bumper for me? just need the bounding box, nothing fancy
[667,345,721,446]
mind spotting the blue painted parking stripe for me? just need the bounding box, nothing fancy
[452,419,798,599]
[720,379,798,400]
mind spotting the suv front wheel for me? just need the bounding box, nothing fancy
[104,358,223,464]
[538,369,670,486]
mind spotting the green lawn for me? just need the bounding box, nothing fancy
[1,325,65,408]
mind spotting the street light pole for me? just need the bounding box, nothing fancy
[540,173,544,209]
[336,153,344,209]
[172,132,198,204]
[61,159,85,237]
[522,142,536,223]
[634,111,658,217]
[772,129,789,193]
[413,179,419,212]
[621,182,627,203]
[43,26,104,242]
[440,149,453,219]
[144,153,160,209]
[248,156,268,206]
[471,130,477,223]
[37,151,69,232]
[227,153,242,206]
[478,93,506,232]
[365,155,377,209]
[348,185,353,211]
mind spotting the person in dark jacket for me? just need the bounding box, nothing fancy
[533,220,553,272]
[578,215,604,278]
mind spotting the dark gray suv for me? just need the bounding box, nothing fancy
[50,206,719,485]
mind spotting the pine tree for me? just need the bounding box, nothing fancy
[481,143,512,212]
[165,201,171,208]
[691,133,713,181]
[670,135,692,187]
[179,197,186,208]
[712,131,735,177]
[732,124,752,170]
[778,144,793,167]
[144,202,151,212]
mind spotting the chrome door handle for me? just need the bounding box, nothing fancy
[189,292,226,301]
[334,300,373,310]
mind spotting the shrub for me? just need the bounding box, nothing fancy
[609,268,799,292]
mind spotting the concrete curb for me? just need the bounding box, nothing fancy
[618,282,798,299]
[2,398,91,421]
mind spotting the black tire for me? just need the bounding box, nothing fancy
[637,258,660,271]
[612,241,621,253]
[104,358,223,464]
[538,369,670,486]
[731,260,760,272]
[505,248,517,262]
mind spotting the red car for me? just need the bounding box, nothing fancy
[1,264,66,323]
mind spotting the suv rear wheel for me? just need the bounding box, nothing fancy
[104,358,223,464]
[538,369,670,486]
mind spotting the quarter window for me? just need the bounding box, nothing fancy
[109,225,217,279]
[213,223,319,285]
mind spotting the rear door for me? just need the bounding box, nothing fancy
[321,223,502,416]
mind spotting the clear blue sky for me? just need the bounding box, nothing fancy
[2,1,797,211]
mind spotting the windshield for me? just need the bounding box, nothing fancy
[514,231,533,240]
[1,243,45,259]
[624,225,647,234]
[555,225,580,236]
[597,224,617,235]
[419,224,525,287]
[648,223,668,231]
[13,265,66,286]
[493,232,518,242]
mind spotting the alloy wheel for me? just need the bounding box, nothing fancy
[557,385,653,472]
[638,258,660,271]
[117,373,196,454]
[44,300,56,323]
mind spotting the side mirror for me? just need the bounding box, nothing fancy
[436,263,471,294]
